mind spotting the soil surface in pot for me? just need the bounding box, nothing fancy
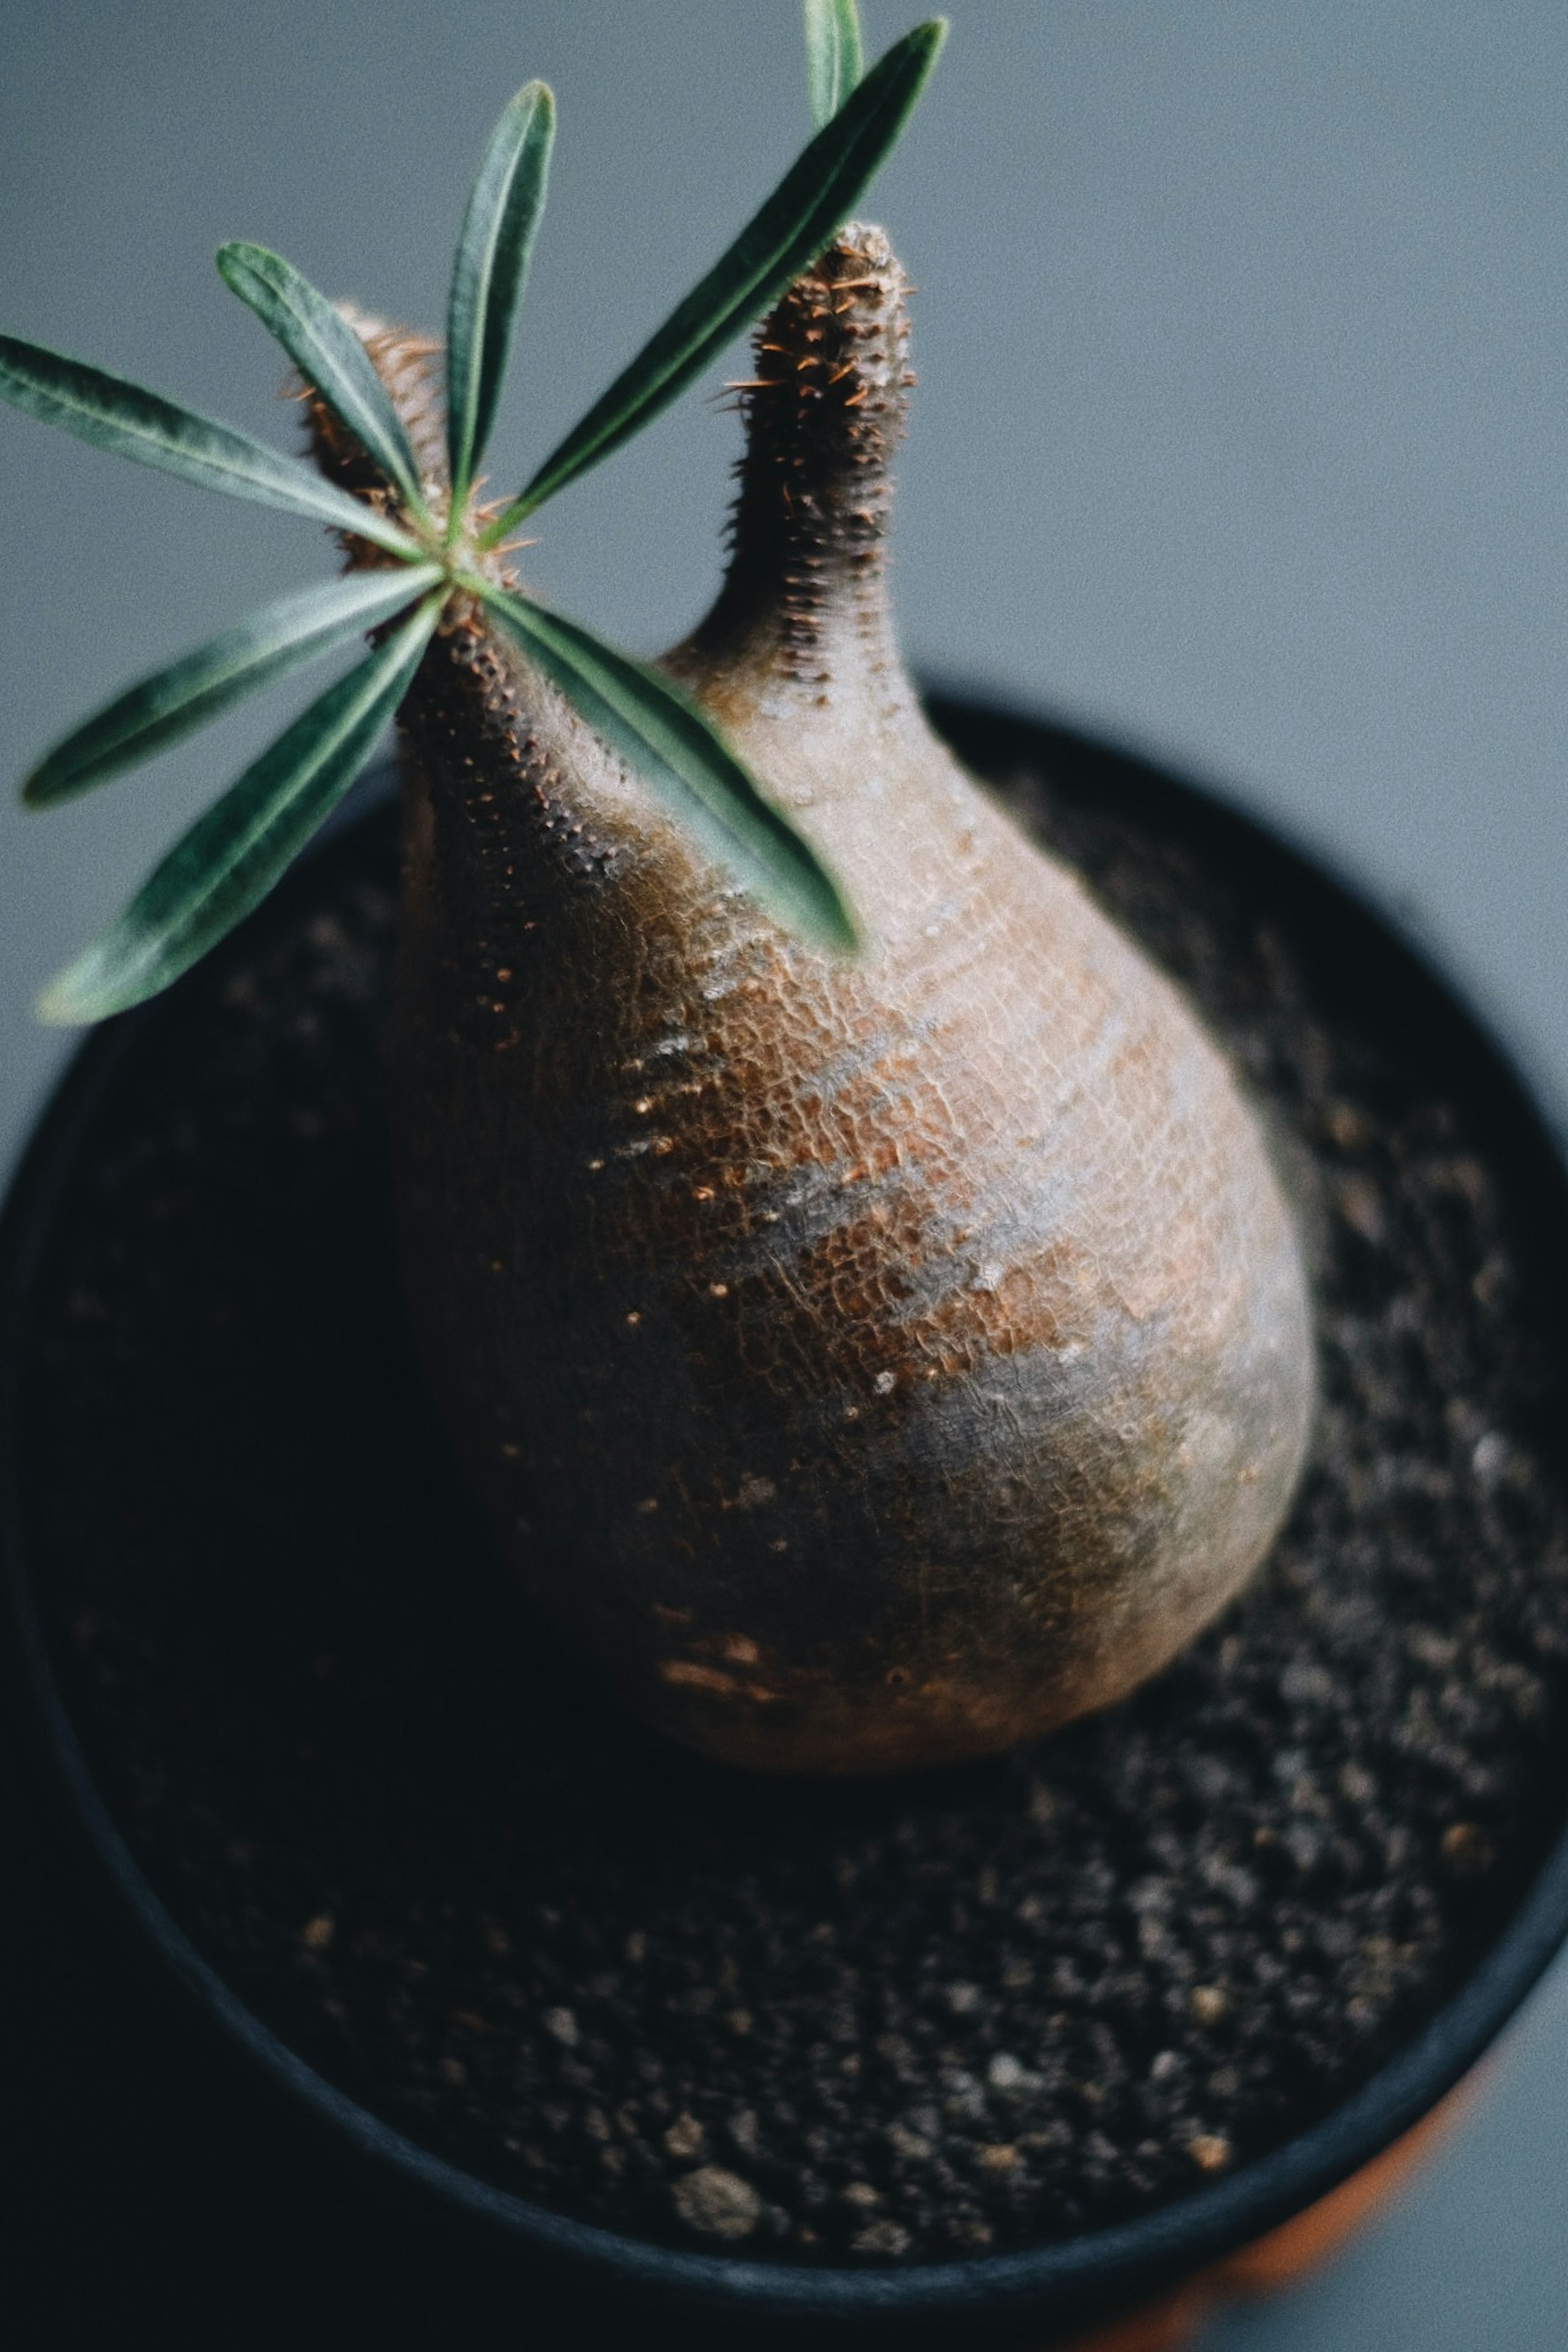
[20,712,1568,2268]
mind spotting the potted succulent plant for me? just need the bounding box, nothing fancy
[4,5,1568,2346]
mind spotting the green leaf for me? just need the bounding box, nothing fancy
[445,78,555,510]
[477,585,858,954]
[216,241,432,522]
[23,566,442,807]
[804,0,865,130]
[481,18,946,539]
[0,334,423,560]
[38,598,441,1025]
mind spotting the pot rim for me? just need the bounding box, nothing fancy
[6,697,1568,2343]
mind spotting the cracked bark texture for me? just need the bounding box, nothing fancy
[308,228,1315,1774]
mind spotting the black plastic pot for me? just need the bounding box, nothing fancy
[5,696,1568,2350]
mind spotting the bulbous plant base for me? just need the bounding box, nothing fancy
[394,618,1316,1771]
[342,232,1315,1776]
[5,706,1568,2346]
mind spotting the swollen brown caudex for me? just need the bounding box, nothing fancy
[302,222,1316,1775]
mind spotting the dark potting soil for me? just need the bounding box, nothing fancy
[20,732,1568,2269]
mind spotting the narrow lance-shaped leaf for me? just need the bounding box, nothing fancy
[477,585,859,954]
[24,565,442,807]
[0,335,423,560]
[216,242,432,523]
[445,78,555,511]
[804,0,865,130]
[38,597,442,1025]
[481,18,946,539]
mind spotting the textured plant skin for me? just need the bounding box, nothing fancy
[307,230,1315,1776]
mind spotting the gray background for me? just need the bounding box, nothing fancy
[2,3,1565,2341]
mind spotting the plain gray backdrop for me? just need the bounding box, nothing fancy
[3,4,1566,2343]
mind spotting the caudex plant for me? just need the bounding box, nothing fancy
[3,2,1314,1775]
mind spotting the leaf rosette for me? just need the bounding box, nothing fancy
[1,5,945,1021]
